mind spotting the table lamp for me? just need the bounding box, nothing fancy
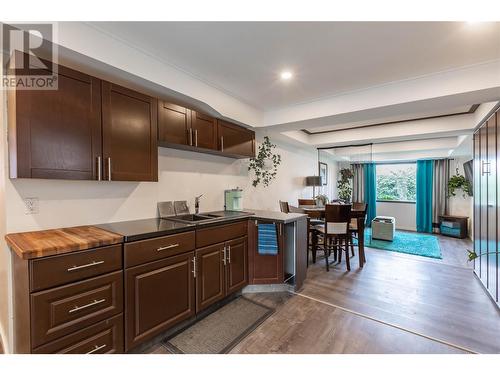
[305,176,322,198]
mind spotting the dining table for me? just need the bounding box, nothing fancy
[298,204,367,267]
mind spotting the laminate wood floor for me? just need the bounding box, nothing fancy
[147,235,499,354]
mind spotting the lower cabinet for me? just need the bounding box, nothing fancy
[196,236,248,312]
[248,220,284,284]
[195,243,226,312]
[125,252,196,351]
[32,314,124,354]
[226,237,248,295]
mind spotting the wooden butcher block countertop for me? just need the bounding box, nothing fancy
[5,226,124,260]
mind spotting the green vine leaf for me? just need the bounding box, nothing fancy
[248,136,281,188]
[448,174,472,198]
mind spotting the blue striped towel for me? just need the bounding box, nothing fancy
[258,223,278,255]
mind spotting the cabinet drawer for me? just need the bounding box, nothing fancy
[32,314,124,354]
[31,271,123,348]
[124,231,195,268]
[196,221,247,248]
[30,244,122,292]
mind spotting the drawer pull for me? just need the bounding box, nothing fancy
[157,243,180,252]
[86,344,107,354]
[67,260,104,272]
[69,298,106,314]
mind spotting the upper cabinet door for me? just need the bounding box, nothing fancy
[8,59,102,180]
[190,111,217,150]
[158,101,190,146]
[102,82,158,182]
[217,120,255,158]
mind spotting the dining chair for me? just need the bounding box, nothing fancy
[298,198,316,206]
[279,200,290,213]
[315,204,353,271]
[349,202,367,258]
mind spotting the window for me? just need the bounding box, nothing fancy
[376,163,416,202]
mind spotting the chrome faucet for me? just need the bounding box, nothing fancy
[194,194,203,214]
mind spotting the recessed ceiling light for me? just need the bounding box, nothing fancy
[280,71,293,80]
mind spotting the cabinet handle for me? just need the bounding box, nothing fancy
[195,129,198,147]
[69,298,106,314]
[67,260,104,272]
[222,246,227,266]
[86,344,107,354]
[278,223,282,236]
[188,128,193,146]
[192,256,196,278]
[482,161,491,175]
[157,243,179,252]
[227,245,231,264]
[106,157,112,181]
[96,156,102,181]
[221,136,224,152]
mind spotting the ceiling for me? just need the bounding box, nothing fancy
[89,21,500,111]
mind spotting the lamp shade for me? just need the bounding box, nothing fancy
[305,176,322,187]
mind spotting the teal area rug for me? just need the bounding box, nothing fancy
[363,228,442,259]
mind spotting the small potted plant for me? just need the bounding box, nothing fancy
[448,170,472,198]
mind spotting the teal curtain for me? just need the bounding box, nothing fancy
[416,160,433,233]
[364,163,377,226]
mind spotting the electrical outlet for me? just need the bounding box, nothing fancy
[24,197,39,215]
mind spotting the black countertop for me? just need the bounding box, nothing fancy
[96,218,195,242]
[96,209,307,242]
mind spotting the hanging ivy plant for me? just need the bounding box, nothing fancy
[448,174,472,198]
[248,136,282,187]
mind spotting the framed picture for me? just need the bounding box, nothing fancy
[319,162,328,186]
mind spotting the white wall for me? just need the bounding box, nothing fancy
[4,133,320,234]
[448,157,474,236]
[376,202,416,231]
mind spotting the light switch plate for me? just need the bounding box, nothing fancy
[24,197,39,215]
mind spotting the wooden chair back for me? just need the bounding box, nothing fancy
[279,200,290,213]
[298,198,315,206]
[352,202,367,213]
[324,204,352,235]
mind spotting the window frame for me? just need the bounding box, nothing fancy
[375,162,417,203]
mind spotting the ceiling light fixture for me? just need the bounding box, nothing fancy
[280,70,293,81]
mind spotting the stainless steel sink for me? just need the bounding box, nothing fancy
[167,214,216,223]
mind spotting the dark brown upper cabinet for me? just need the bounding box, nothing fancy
[190,111,217,150]
[8,55,102,180]
[217,119,255,158]
[158,101,190,146]
[102,82,158,182]
[158,103,255,159]
[8,53,159,182]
